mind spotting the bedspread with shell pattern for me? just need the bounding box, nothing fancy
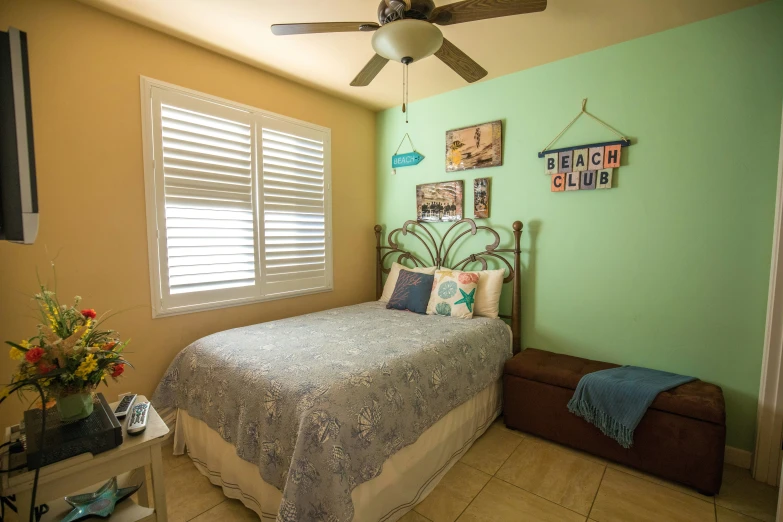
[153,301,511,522]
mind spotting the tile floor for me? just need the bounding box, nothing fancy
[402,420,779,522]
[22,419,778,522]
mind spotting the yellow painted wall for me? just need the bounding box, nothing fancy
[0,0,376,429]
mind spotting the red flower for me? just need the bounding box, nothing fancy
[103,341,117,351]
[37,363,56,374]
[25,347,45,364]
[111,364,125,378]
[81,309,97,319]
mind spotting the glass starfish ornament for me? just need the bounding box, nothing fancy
[60,477,141,522]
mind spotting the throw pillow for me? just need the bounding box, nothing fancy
[386,269,435,314]
[473,268,505,319]
[379,262,438,303]
[427,270,479,319]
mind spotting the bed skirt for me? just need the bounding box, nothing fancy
[173,378,502,522]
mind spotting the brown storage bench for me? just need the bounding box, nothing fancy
[503,348,726,495]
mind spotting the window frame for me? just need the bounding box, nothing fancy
[140,76,333,318]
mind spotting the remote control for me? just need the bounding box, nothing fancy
[127,402,150,435]
[114,394,137,418]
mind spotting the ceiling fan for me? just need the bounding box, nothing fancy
[271,0,547,87]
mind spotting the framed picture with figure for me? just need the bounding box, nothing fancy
[473,177,490,219]
[446,120,502,172]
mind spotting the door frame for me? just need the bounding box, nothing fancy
[754,103,783,486]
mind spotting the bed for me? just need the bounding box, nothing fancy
[152,219,523,522]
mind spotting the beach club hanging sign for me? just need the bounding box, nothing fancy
[539,100,631,192]
[542,141,627,191]
[391,133,424,174]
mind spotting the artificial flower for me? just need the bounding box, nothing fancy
[74,353,98,380]
[37,362,56,374]
[7,283,130,399]
[24,347,45,364]
[80,319,93,340]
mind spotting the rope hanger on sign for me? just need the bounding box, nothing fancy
[540,99,630,156]
[394,132,417,156]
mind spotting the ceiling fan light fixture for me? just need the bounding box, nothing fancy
[371,19,443,63]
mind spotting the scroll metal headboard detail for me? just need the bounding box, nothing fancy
[374,219,523,354]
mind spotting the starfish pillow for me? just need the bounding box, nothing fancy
[426,270,479,319]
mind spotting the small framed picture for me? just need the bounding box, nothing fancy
[416,180,464,223]
[446,120,502,172]
[473,177,490,219]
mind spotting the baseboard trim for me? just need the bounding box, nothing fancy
[725,446,753,469]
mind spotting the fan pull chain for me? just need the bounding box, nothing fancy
[401,62,409,124]
[401,63,406,117]
[407,63,409,123]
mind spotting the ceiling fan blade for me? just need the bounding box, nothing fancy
[430,0,546,25]
[271,22,379,36]
[350,54,390,87]
[435,39,488,83]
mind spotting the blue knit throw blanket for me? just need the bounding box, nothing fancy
[567,366,695,448]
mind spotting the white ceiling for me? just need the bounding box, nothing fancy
[77,0,767,111]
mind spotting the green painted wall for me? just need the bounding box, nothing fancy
[375,1,783,451]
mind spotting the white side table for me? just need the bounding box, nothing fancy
[1,395,169,522]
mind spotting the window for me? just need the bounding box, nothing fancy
[141,78,332,317]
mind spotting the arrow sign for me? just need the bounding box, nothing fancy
[392,152,425,168]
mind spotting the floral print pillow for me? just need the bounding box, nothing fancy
[426,270,479,319]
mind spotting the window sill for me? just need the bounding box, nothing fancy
[150,285,333,319]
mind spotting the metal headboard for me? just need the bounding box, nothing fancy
[374,219,523,354]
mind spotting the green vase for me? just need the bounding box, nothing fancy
[56,392,94,422]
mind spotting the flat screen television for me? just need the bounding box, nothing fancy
[0,26,38,244]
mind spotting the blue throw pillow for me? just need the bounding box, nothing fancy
[386,269,435,314]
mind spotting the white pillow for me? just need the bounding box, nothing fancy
[379,262,437,303]
[473,268,505,319]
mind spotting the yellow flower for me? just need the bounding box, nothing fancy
[9,347,24,360]
[0,387,9,400]
[20,339,30,349]
[80,319,93,340]
[74,353,98,380]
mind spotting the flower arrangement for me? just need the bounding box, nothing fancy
[3,286,131,419]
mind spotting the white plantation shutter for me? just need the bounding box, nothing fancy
[144,81,332,316]
[260,117,330,295]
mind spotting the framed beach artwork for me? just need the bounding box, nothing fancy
[416,181,463,223]
[446,120,502,172]
[473,177,490,219]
